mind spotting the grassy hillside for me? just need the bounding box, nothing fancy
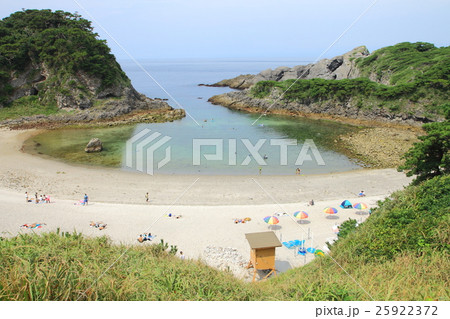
[1,176,448,301]
[249,42,449,121]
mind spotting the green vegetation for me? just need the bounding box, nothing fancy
[0,9,130,118]
[356,42,449,85]
[250,42,449,119]
[0,96,60,121]
[399,104,450,183]
[0,230,262,301]
[1,176,448,300]
[332,175,449,263]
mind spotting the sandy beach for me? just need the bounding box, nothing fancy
[0,128,412,280]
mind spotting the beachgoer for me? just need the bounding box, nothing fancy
[358,191,365,197]
[308,199,315,206]
[25,192,28,202]
[259,167,262,175]
[35,192,38,203]
[145,192,149,203]
[84,194,89,205]
[179,251,185,260]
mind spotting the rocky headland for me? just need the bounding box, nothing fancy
[0,10,185,129]
[209,46,369,90]
[207,43,448,127]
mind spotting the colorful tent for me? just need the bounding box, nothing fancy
[340,200,353,209]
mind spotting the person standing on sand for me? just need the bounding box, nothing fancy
[25,192,28,202]
[259,167,262,175]
[145,192,149,203]
[84,194,89,205]
[179,251,185,260]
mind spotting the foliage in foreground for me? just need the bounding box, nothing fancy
[0,231,261,301]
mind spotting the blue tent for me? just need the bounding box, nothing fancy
[340,200,353,209]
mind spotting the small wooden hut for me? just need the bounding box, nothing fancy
[245,231,282,282]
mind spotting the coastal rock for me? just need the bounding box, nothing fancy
[207,46,370,89]
[207,90,435,126]
[85,138,103,153]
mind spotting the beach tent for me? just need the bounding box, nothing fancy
[340,200,353,209]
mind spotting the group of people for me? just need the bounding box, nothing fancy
[166,213,182,219]
[233,217,251,224]
[89,221,107,230]
[137,233,155,243]
[25,192,50,204]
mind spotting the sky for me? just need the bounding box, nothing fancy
[1,0,449,60]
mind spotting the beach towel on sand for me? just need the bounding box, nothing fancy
[20,223,46,229]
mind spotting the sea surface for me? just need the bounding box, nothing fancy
[26,59,362,175]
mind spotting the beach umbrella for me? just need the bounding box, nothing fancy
[293,211,309,220]
[353,202,368,210]
[323,207,338,215]
[314,249,325,257]
[263,216,279,225]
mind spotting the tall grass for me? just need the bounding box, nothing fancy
[0,231,262,301]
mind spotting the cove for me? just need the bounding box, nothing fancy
[24,59,362,175]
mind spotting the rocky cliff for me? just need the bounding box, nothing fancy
[210,46,369,89]
[0,9,185,126]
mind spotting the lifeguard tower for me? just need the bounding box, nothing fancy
[245,231,282,282]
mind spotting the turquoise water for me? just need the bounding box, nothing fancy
[26,59,361,175]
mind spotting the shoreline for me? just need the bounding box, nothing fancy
[0,128,412,206]
[1,108,186,131]
[208,93,425,131]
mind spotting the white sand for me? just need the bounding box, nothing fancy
[0,128,412,280]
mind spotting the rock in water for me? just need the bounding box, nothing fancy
[85,138,103,153]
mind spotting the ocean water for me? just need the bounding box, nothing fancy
[26,59,362,175]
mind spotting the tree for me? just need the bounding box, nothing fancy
[399,104,450,183]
